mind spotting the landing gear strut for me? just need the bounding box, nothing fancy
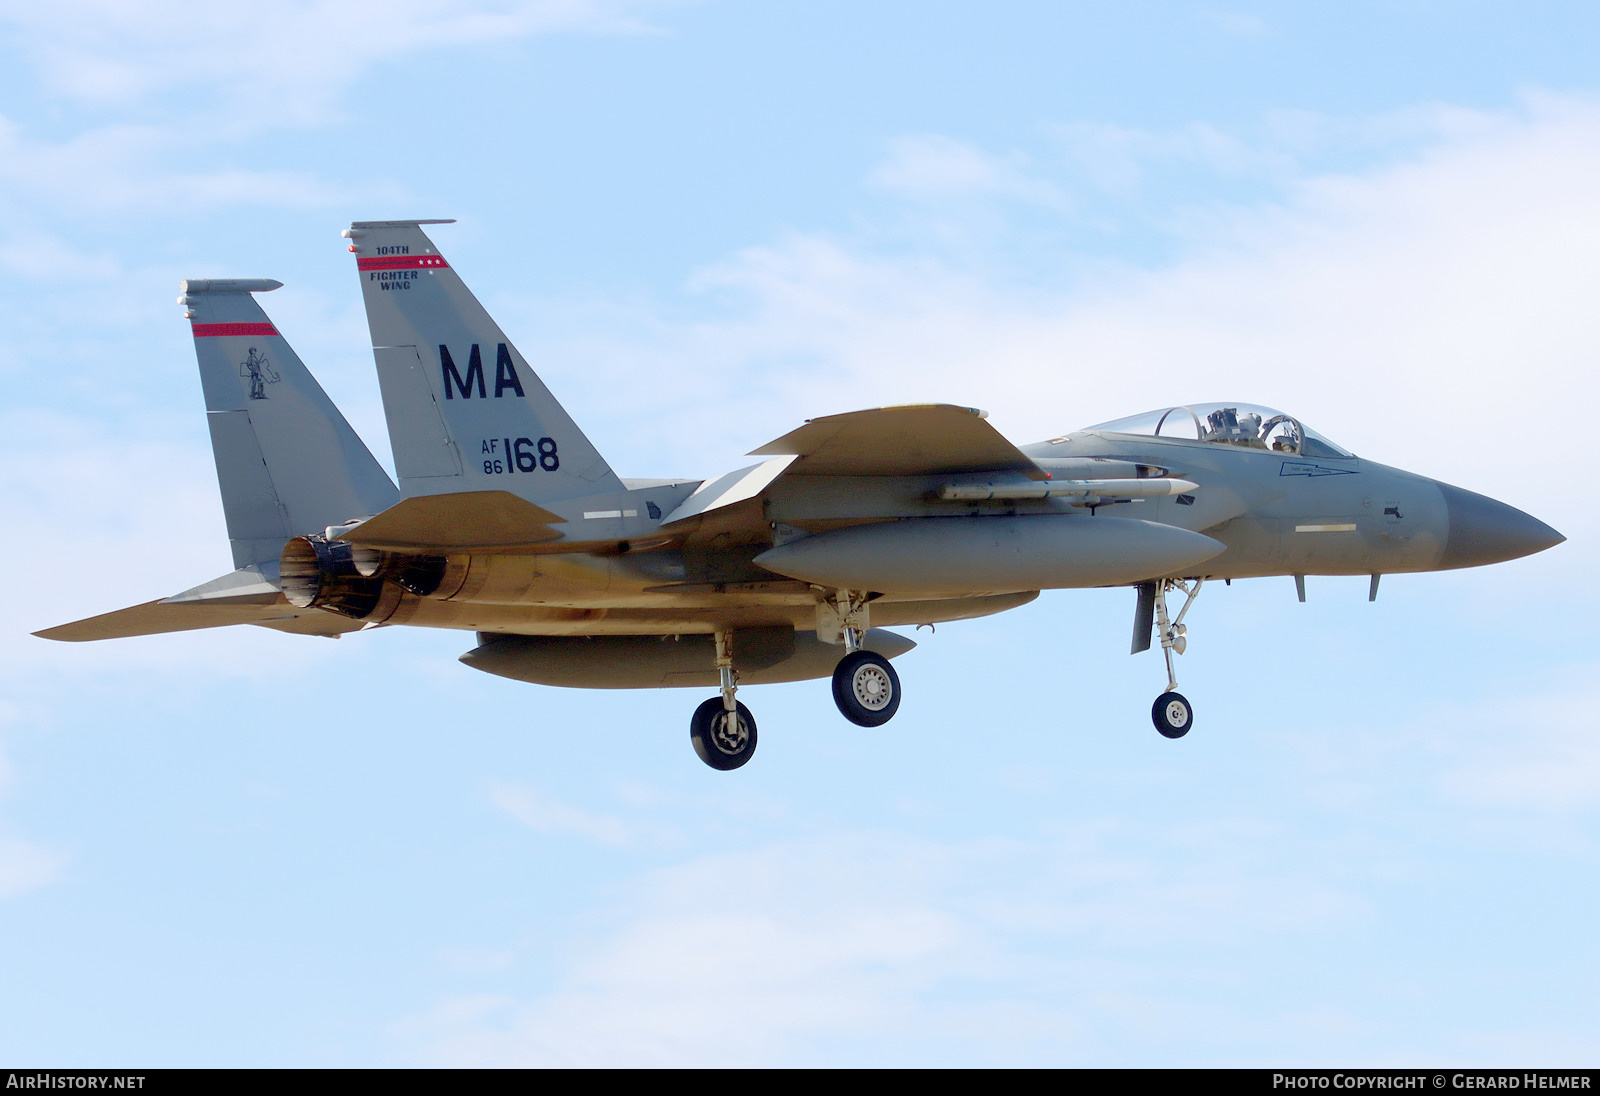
[1150,578,1203,738]
[820,589,903,727]
[690,629,757,770]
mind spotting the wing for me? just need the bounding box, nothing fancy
[336,490,565,552]
[750,404,1048,480]
[657,405,1049,529]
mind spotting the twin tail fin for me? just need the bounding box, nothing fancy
[183,278,399,568]
[344,220,623,507]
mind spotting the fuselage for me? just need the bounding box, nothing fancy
[325,405,1561,644]
[1030,423,1559,580]
[41,224,1566,767]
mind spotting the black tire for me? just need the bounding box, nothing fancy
[1152,691,1193,739]
[831,651,901,727]
[690,697,757,770]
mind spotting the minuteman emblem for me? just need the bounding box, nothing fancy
[240,347,281,400]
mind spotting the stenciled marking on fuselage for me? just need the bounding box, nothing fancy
[1280,462,1356,478]
[479,435,560,475]
[440,342,528,400]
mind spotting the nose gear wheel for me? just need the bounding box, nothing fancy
[1153,691,1193,739]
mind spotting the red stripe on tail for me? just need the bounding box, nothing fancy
[355,255,450,271]
[192,322,279,338]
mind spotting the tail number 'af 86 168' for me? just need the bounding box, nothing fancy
[481,436,559,475]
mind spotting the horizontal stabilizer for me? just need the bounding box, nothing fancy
[34,599,355,642]
[35,564,363,641]
[161,564,281,605]
[752,404,1047,479]
[338,490,565,552]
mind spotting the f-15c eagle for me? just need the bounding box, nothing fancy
[37,220,1565,770]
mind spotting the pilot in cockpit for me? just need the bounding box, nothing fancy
[1203,406,1267,448]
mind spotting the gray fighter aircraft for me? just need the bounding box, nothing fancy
[37,220,1565,770]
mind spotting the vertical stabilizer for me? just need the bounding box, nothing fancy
[344,220,624,505]
[181,279,399,568]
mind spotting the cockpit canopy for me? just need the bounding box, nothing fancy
[1084,402,1354,459]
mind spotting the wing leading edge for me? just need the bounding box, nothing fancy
[750,404,1048,480]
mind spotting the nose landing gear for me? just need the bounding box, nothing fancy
[1148,578,1203,739]
[689,629,758,770]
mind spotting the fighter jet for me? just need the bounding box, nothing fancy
[36,220,1565,770]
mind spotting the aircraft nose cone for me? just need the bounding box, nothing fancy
[1435,481,1564,569]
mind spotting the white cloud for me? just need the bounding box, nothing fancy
[0,113,409,218]
[490,780,670,846]
[392,834,988,1065]
[0,834,64,899]
[0,2,669,226]
[1047,118,1294,193]
[1433,671,1600,813]
[394,824,1370,1066]
[1,0,668,122]
[869,134,1067,207]
[0,222,122,282]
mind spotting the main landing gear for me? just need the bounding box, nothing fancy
[1148,578,1203,739]
[690,630,759,770]
[819,588,900,727]
[832,648,900,727]
[688,595,903,770]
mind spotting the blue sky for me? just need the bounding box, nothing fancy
[1,0,1595,1066]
